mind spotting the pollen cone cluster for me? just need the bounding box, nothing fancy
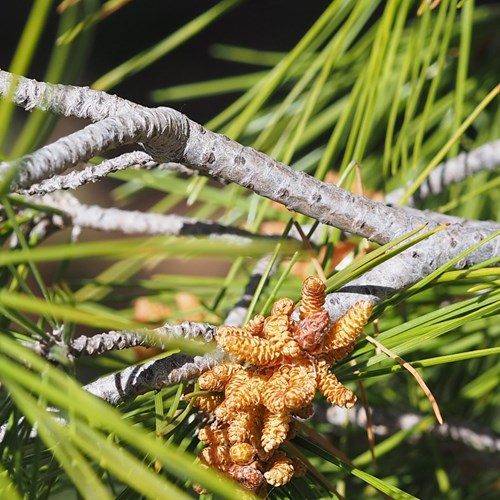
[194,276,373,495]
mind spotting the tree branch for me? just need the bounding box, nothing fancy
[0,69,432,245]
[385,140,500,206]
[19,153,221,197]
[1,70,496,253]
[75,322,224,405]
[326,224,500,310]
[83,349,226,405]
[315,404,500,454]
[19,151,153,195]
[0,70,140,121]
[77,255,278,404]
[27,192,257,239]
[69,321,216,357]
[3,70,497,262]
[390,205,500,233]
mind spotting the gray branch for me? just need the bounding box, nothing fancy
[83,349,226,405]
[70,218,500,403]
[20,151,154,195]
[2,109,188,190]
[78,256,275,404]
[77,256,275,403]
[76,321,224,405]
[316,404,500,455]
[28,192,256,238]
[390,205,500,233]
[0,70,141,121]
[19,153,219,196]
[70,321,216,357]
[0,70,434,245]
[1,70,496,251]
[385,140,500,206]
[325,222,500,310]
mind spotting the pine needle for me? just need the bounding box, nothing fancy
[362,333,444,424]
[284,440,345,499]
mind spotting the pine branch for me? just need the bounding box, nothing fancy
[75,257,275,403]
[0,69,433,245]
[19,151,153,195]
[0,70,140,121]
[316,404,500,454]
[327,224,500,309]
[27,192,257,239]
[75,322,224,404]
[83,349,226,405]
[392,205,500,233]
[385,140,500,206]
[1,70,496,253]
[19,153,219,196]
[69,321,216,357]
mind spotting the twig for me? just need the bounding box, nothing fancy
[83,348,226,405]
[27,192,257,239]
[19,151,153,195]
[19,153,226,197]
[72,322,222,404]
[69,321,216,357]
[315,404,500,454]
[79,255,277,403]
[385,140,500,206]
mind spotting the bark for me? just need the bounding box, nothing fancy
[83,350,226,405]
[385,140,500,206]
[0,70,433,244]
[70,321,216,357]
[28,192,257,239]
[19,151,153,195]
[76,323,223,405]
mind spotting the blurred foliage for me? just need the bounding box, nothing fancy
[0,0,499,499]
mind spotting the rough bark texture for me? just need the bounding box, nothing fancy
[20,151,153,195]
[30,192,256,238]
[0,70,427,244]
[83,349,225,405]
[70,321,217,357]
